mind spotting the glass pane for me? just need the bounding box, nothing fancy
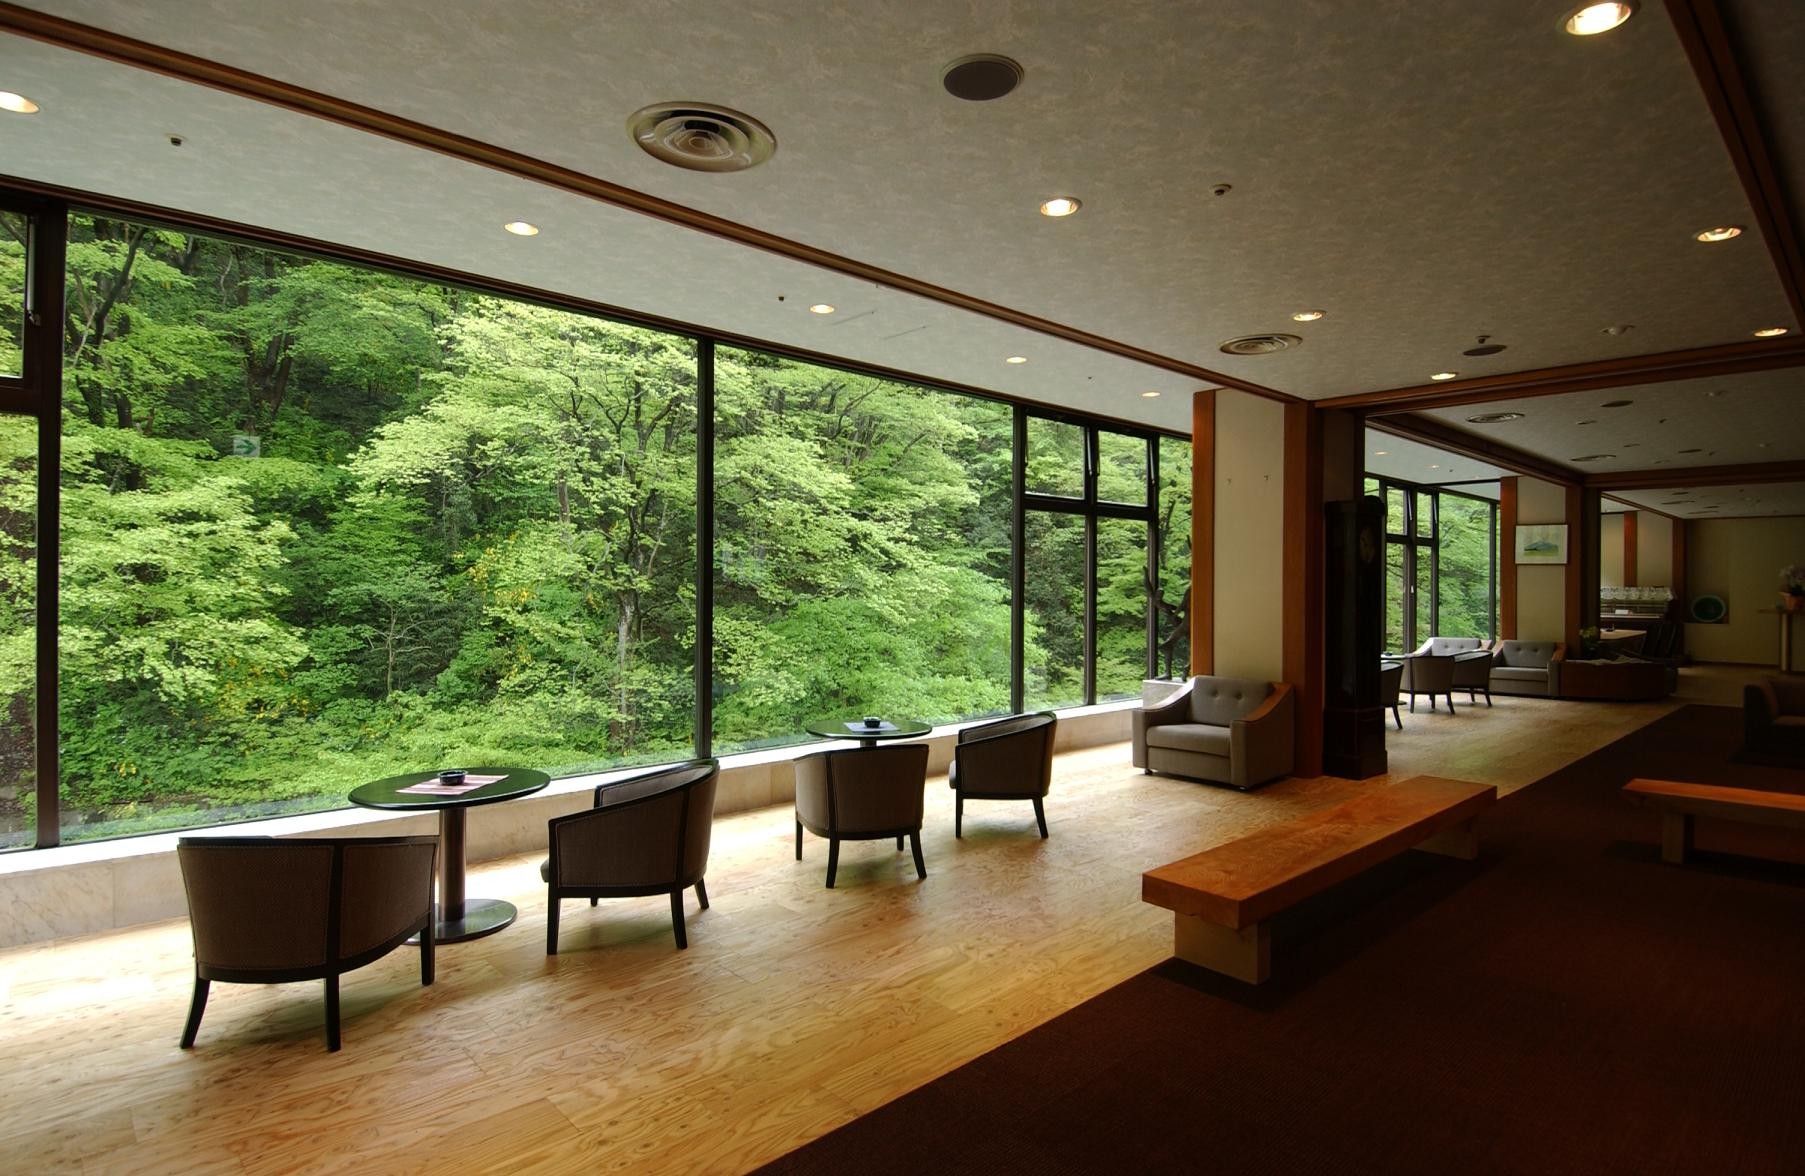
[58,214,698,843]
[1097,431,1145,505]
[1437,495,1493,639]
[1096,517,1147,701]
[1386,487,1406,536]
[711,348,1012,752]
[1155,436,1191,680]
[1025,417,1084,498]
[1414,543,1434,645]
[1385,543,1406,655]
[1023,511,1085,711]
[1415,492,1434,539]
[0,211,24,378]
[1363,475,1379,498]
[0,415,34,850]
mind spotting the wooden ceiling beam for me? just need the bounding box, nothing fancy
[1585,459,1805,490]
[1367,413,1579,486]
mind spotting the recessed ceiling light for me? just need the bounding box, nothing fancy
[1291,310,1325,322]
[1430,371,1459,381]
[1039,197,1081,217]
[1694,226,1742,243]
[1140,390,1162,399]
[0,90,38,114]
[808,303,835,315]
[1753,326,1789,337]
[1601,399,1633,407]
[1005,355,1028,364]
[502,221,540,236]
[1373,450,1389,456]
[1466,411,1525,424]
[1428,464,1441,470]
[1570,454,1617,462]
[1564,2,1636,36]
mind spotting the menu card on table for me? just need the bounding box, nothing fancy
[398,773,507,796]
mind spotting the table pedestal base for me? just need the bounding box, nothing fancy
[435,898,519,944]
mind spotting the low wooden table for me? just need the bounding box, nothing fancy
[1141,775,1496,984]
[1622,777,1805,864]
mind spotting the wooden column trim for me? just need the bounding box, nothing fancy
[1565,484,1586,653]
[1283,402,1324,779]
[1672,519,1688,628]
[1499,478,1518,641]
[1622,511,1639,587]
[1190,390,1215,676]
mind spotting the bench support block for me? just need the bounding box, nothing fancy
[1661,812,1694,865]
[1416,817,1479,861]
[1174,914,1271,985]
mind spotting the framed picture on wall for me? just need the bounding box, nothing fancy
[1514,524,1568,565]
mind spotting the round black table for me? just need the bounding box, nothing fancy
[349,766,551,943]
[804,718,932,749]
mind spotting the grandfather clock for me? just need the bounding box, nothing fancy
[1323,495,1387,778]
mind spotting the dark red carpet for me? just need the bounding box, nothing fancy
[755,705,1805,1175]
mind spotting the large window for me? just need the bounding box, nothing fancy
[1,198,1182,849]
[1368,475,1497,652]
[711,348,1011,751]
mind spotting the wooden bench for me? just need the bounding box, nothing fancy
[1141,776,1496,984]
[1622,778,1805,864]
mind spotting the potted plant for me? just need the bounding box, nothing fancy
[1782,565,1805,612]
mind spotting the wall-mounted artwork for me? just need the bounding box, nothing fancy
[1515,524,1568,565]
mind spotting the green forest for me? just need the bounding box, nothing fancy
[0,214,1187,845]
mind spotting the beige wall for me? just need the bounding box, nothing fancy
[1600,513,1624,587]
[1685,515,1805,666]
[1515,476,1568,642]
[1212,390,1285,681]
[1638,512,1674,587]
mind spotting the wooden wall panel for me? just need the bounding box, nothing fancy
[1283,402,1323,779]
[1499,477,1518,641]
[1623,511,1639,587]
[1191,389,1215,676]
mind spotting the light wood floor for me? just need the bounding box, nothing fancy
[0,667,1761,1174]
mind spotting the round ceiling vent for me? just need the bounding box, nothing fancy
[1463,343,1507,356]
[1466,411,1525,424]
[1218,333,1302,356]
[942,54,1024,101]
[628,103,776,172]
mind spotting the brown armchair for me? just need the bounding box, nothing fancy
[543,759,719,954]
[1402,653,1457,714]
[177,835,437,1052]
[795,743,930,888]
[948,712,1057,839]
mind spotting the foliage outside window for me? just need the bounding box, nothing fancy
[2,211,25,377]
[0,416,33,848]
[1370,474,1497,652]
[1022,511,1085,710]
[1155,436,1191,679]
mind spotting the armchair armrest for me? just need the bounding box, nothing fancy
[1230,682,1295,789]
[1408,638,1435,657]
[1133,681,1195,769]
[1548,644,1565,695]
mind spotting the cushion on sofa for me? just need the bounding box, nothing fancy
[1144,723,1231,756]
[1184,677,1273,727]
[1490,666,1548,682]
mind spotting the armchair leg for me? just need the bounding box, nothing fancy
[896,835,903,851]
[669,890,688,950]
[1391,705,1402,730]
[955,793,964,838]
[695,878,709,909]
[1032,796,1048,839]
[795,819,803,861]
[825,839,840,889]
[1444,693,1455,715]
[180,974,209,1049]
[1409,695,1416,713]
[546,891,560,956]
[421,913,435,986]
[324,973,341,1053]
[909,830,926,880]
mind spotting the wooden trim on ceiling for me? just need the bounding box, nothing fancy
[1665,0,1805,329]
[1367,413,1578,486]
[1585,459,1805,490]
[0,172,1199,440]
[0,2,1297,406]
[1317,336,1805,414]
[1499,477,1518,641]
[1190,390,1216,676]
[1622,510,1639,587]
[1282,401,1324,780]
[1602,493,1684,523]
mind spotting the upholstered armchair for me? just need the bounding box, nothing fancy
[1132,676,1295,790]
[1379,661,1404,730]
[1490,640,1564,698]
[1745,676,1805,759]
[543,759,719,953]
[1410,636,1487,657]
[948,711,1057,838]
[795,743,930,888]
[177,835,438,1052]
[1412,637,1493,707]
[1402,654,1457,714]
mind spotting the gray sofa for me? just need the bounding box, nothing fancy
[1489,640,1564,698]
[1132,675,1295,790]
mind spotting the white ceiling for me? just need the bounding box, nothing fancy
[1608,482,1805,520]
[1363,428,1507,491]
[0,0,1801,462]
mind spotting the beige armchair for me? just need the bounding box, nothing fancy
[543,759,719,954]
[1412,636,1493,707]
[177,835,438,1052]
[948,712,1057,838]
[795,743,930,888]
[1132,676,1295,790]
[1491,640,1564,697]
